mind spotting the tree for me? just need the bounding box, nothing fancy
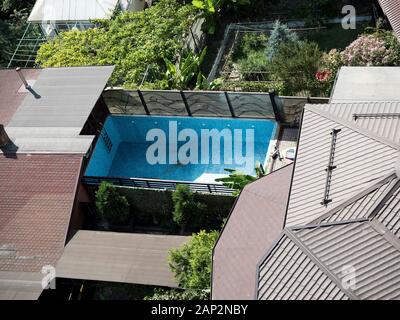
[265,20,299,61]
[269,40,322,96]
[192,0,250,34]
[169,230,219,290]
[172,184,206,229]
[95,181,130,224]
[36,0,196,87]
[0,0,35,66]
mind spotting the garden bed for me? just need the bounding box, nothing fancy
[212,19,372,96]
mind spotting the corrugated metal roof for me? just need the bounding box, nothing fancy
[295,221,400,300]
[255,67,400,300]
[257,218,400,300]
[373,183,400,238]
[285,106,399,227]
[4,66,114,154]
[379,0,400,41]
[315,174,398,224]
[257,233,348,300]
[331,67,400,103]
[56,231,190,288]
[316,102,400,144]
[212,164,293,300]
[28,0,119,22]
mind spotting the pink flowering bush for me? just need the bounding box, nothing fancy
[341,34,393,66]
[315,70,332,82]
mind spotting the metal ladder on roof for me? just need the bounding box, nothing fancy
[321,128,341,206]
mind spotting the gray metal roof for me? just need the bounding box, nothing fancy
[314,173,398,224]
[255,67,400,300]
[379,0,400,41]
[316,102,400,144]
[56,231,189,288]
[4,66,114,154]
[28,0,120,22]
[331,67,400,103]
[258,218,400,300]
[285,106,399,227]
[294,221,400,300]
[0,271,43,300]
[257,232,348,300]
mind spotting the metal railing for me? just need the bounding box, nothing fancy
[82,176,235,195]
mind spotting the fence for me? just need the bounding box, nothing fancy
[103,88,284,121]
[103,89,329,124]
[82,176,235,195]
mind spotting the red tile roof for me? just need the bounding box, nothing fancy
[0,154,82,273]
[212,164,293,300]
[0,69,41,125]
[379,0,400,40]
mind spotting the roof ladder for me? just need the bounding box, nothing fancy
[353,113,400,120]
[321,128,341,206]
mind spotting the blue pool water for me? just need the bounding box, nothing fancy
[85,115,278,182]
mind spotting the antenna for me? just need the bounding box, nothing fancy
[16,67,31,89]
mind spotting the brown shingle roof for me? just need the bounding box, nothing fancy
[0,154,82,273]
[0,69,41,126]
[212,164,293,300]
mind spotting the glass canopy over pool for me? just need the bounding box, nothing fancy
[85,115,278,183]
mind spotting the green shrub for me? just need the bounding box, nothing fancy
[266,20,299,61]
[36,0,196,87]
[234,33,268,59]
[237,51,270,79]
[373,30,400,65]
[95,181,130,224]
[219,80,285,94]
[269,40,322,96]
[169,230,219,289]
[172,185,206,229]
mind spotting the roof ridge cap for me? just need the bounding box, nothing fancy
[309,172,398,225]
[284,228,360,300]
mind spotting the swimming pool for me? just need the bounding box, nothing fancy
[85,115,278,183]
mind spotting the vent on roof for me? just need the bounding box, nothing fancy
[353,113,400,120]
[321,128,341,206]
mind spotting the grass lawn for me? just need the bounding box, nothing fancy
[303,23,371,51]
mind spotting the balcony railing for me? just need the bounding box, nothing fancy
[82,176,235,195]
